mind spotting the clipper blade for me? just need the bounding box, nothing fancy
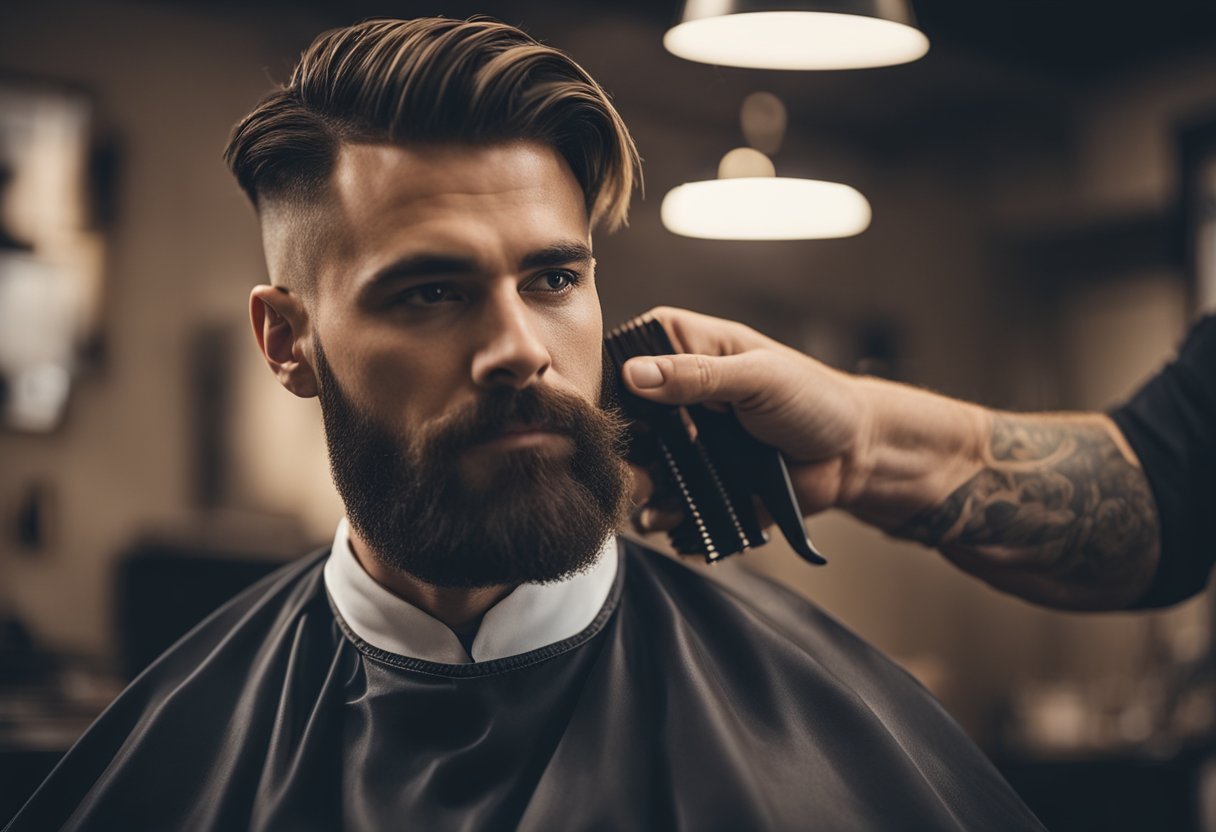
[605,315,825,565]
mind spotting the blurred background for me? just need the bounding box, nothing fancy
[2,0,1216,828]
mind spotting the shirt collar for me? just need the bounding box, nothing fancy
[323,518,619,664]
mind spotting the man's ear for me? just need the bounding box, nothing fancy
[250,285,318,398]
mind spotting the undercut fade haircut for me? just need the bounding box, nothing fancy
[224,17,640,232]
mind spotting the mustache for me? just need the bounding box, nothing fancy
[417,385,611,457]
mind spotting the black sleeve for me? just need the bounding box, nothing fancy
[1109,315,1216,608]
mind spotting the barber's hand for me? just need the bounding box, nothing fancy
[620,307,868,530]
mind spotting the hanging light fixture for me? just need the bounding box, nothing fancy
[661,95,872,240]
[661,159,871,240]
[665,0,929,70]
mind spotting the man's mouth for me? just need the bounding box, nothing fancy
[469,422,571,453]
[501,421,549,435]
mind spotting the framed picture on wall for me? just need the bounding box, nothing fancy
[0,78,107,432]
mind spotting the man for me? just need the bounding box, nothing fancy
[6,18,1044,831]
[624,307,1215,611]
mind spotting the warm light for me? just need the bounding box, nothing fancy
[740,92,787,155]
[661,177,871,240]
[664,11,929,70]
[718,147,775,179]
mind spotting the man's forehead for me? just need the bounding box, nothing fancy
[331,140,583,212]
[260,140,592,295]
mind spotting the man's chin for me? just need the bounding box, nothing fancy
[379,464,617,588]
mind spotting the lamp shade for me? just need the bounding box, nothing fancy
[665,0,929,70]
[661,177,871,240]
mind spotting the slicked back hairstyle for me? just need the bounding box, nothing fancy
[224,17,640,232]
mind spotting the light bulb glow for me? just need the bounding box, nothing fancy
[661,177,871,240]
[664,11,929,70]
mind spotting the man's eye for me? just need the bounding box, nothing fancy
[400,284,461,306]
[531,271,580,293]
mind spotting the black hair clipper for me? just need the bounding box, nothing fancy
[605,316,826,566]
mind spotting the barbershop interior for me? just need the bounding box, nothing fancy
[2,0,1216,828]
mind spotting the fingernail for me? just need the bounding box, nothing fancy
[638,508,654,531]
[630,507,649,534]
[627,358,664,389]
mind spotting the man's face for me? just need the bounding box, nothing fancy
[312,141,605,466]
[290,141,628,587]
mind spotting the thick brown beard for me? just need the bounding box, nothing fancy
[314,336,630,588]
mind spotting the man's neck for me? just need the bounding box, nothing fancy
[346,527,515,629]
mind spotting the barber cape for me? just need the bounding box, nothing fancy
[7,536,1043,831]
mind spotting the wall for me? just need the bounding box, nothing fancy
[0,0,334,653]
[1,1,1214,747]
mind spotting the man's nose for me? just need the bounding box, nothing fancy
[470,292,552,389]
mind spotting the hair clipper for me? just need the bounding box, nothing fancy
[604,316,826,566]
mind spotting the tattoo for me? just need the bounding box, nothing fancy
[896,415,1159,596]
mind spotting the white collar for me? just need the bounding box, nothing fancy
[323,518,619,664]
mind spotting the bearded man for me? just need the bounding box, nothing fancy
[7,17,1044,831]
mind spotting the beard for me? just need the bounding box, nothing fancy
[314,337,630,589]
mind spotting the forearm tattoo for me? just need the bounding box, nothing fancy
[896,415,1159,590]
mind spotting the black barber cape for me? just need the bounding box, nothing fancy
[7,539,1044,831]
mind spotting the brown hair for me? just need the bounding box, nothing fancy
[224,17,639,232]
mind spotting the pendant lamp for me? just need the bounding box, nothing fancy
[660,167,872,240]
[665,0,929,70]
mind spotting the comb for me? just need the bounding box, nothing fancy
[605,316,826,566]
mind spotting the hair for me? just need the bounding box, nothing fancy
[224,17,640,232]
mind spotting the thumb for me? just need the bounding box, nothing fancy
[622,353,765,407]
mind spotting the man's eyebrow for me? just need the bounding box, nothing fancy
[519,242,594,270]
[361,242,594,296]
[365,254,479,289]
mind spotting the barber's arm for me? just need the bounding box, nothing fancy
[623,306,1162,611]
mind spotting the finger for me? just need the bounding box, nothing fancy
[628,463,654,506]
[633,506,684,533]
[639,306,768,357]
[622,352,772,407]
